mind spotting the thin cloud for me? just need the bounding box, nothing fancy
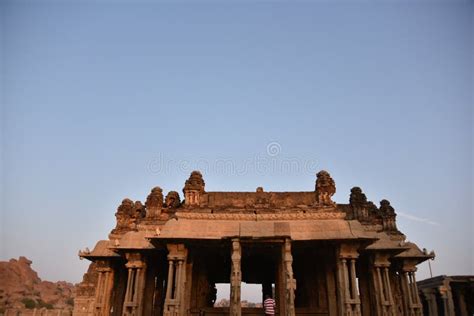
[397,211,440,226]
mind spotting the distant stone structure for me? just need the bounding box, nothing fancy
[75,170,434,316]
[417,275,474,316]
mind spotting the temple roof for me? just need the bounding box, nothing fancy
[112,231,154,250]
[393,242,435,263]
[79,240,120,259]
[148,217,374,241]
[364,233,409,253]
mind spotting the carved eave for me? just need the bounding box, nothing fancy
[146,214,377,245]
[364,232,411,256]
[393,241,435,265]
[79,240,121,261]
[110,231,156,252]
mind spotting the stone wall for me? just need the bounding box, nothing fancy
[202,192,316,209]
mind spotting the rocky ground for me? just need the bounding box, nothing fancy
[0,257,76,313]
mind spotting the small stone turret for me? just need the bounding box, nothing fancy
[145,187,164,218]
[349,187,368,221]
[379,199,397,232]
[183,171,205,206]
[315,170,336,206]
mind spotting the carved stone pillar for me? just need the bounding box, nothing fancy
[421,289,438,316]
[122,253,147,316]
[93,260,115,316]
[455,288,469,316]
[438,282,455,316]
[370,254,395,316]
[230,238,241,316]
[282,238,296,316]
[336,243,361,316]
[163,244,188,316]
[399,265,422,316]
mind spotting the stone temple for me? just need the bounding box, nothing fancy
[74,170,434,316]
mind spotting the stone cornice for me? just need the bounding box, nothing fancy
[175,211,346,221]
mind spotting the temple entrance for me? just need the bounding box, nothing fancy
[188,239,335,316]
[292,241,334,316]
[214,283,262,307]
[241,241,281,315]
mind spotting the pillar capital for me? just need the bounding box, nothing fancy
[124,252,146,269]
[337,242,360,259]
[167,243,188,261]
[371,252,392,268]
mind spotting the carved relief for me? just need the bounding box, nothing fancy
[165,191,181,209]
[113,199,137,234]
[315,170,336,206]
[350,187,370,221]
[176,211,346,221]
[379,199,395,215]
[283,239,296,316]
[379,199,398,232]
[350,187,367,209]
[230,239,242,316]
[255,187,270,208]
[134,201,145,219]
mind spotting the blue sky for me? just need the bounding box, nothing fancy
[1,0,472,298]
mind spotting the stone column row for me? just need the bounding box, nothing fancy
[163,244,188,316]
[93,261,115,316]
[122,253,147,316]
[400,268,422,316]
[370,253,396,316]
[374,265,395,315]
[337,244,361,316]
[421,288,438,316]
